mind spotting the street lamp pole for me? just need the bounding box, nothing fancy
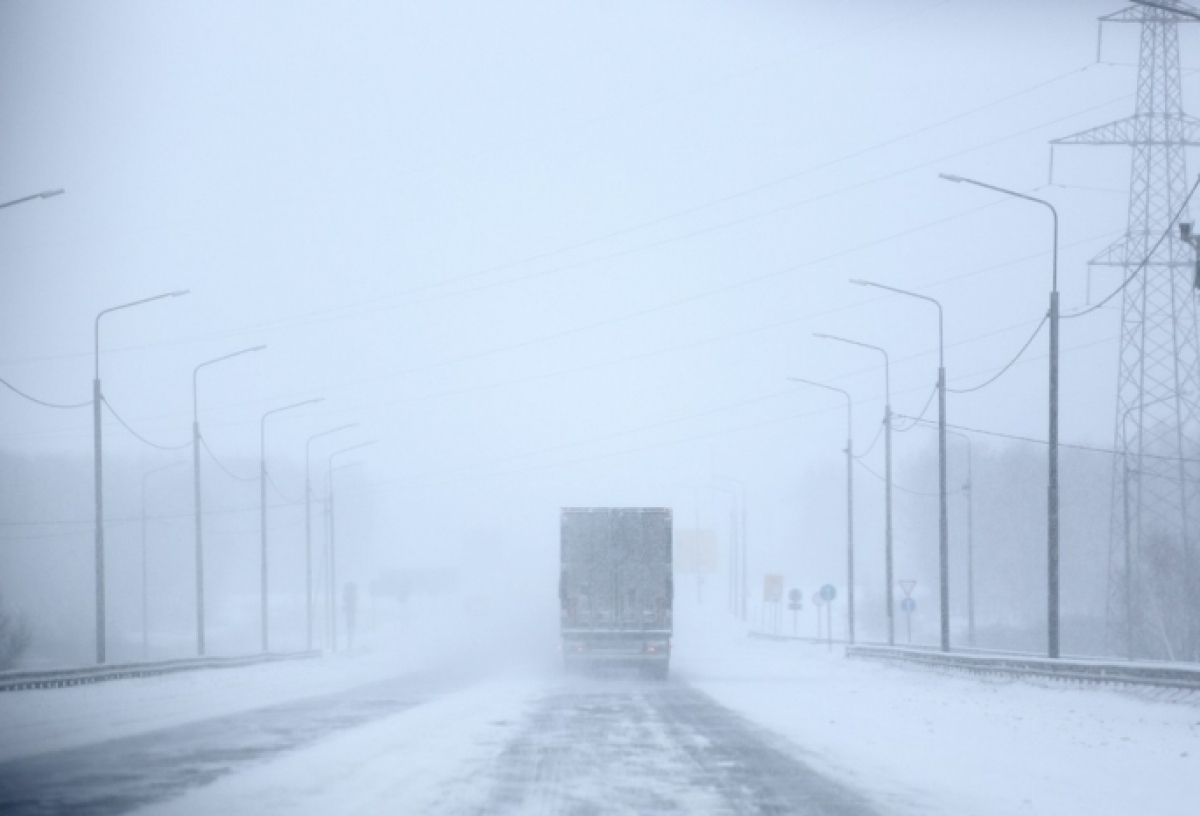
[941,173,1060,658]
[852,279,950,652]
[327,441,376,651]
[93,290,189,664]
[260,399,324,653]
[305,424,358,651]
[788,377,856,644]
[192,345,265,656]
[815,333,894,644]
[140,460,185,661]
[0,189,64,210]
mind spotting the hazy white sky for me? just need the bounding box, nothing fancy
[1,0,1189,649]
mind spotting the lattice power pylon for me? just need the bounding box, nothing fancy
[1053,1,1200,661]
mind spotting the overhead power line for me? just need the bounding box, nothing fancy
[0,69,1127,370]
[0,378,89,409]
[200,436,258,482]
[948,315,1049,394]
[102,398,190,450]
[1064,173,1200,320]
[854,457,945,498]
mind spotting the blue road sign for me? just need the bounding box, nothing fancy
[901,597,916,614]
[788,588,802,603]
[820,584,836,602]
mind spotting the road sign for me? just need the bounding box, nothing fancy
[788,602,802,611]
[898,579,916,598]
[788,588,802,603]
[763,574,784,602]
[901,597,916,614]
[820,584,836,602]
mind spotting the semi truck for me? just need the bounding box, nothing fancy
[559,507,673,679]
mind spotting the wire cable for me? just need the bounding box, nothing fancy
[853,419,885,461]
[1064,173,1200,320]
[854,458,945,498]
[897,416,1200,465]
[199,435,258,482]
[266,470,300,504]
[1,378,89,409]
[893,385,939,433]
[948,315,1049,394]
[102,398,190,450]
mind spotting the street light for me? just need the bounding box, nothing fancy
[140,460,186,661]
[0,189,64,209]
[815,333,895,645]
[940,172,1062,658]
[260,398,324,653]
[327,441,376,651]
[93,289,189,664]
[304,423,358,651]
[788,377,856,645]
[714,476,748,622]
[851,278,951,652]
[192,345,265,656]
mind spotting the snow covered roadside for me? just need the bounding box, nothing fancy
[0,646,422,763]
[676,633,1200,816]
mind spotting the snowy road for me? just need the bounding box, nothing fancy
[479,679,876,815]
[3,629,1198,815]
[0,670,877,816]
[0,670,461,816]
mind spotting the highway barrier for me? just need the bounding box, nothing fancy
[0,651,320,693]
[846,643,1200,692]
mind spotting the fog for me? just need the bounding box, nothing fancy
[1,2,1199,811]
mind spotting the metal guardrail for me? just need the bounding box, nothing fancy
[846,644,1200,692]
[0,651,320,693]
[749,630,847,646]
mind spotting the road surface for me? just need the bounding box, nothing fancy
[0,670,879,816]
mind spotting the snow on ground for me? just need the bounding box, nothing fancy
[675,621,1200,816]
[5,594,1200,815]
[129,674,535,816]
[0,648,423,764]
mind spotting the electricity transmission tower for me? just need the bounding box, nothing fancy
[1053,1,1200,661]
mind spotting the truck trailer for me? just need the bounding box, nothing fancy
[559,507,673,679]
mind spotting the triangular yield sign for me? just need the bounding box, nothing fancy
[898,579,916,597]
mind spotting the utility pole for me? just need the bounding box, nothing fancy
[1055,1,1200,662]
[814,334,893,644]
[788,377,855,644]
[260,399,323,653]
[93,290,189,664]
[192,346,264,656]
[940,173,1060,657]
[305,424,357,651]
[852,280,949,652]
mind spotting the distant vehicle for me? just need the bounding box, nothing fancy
[559,507,673,679]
